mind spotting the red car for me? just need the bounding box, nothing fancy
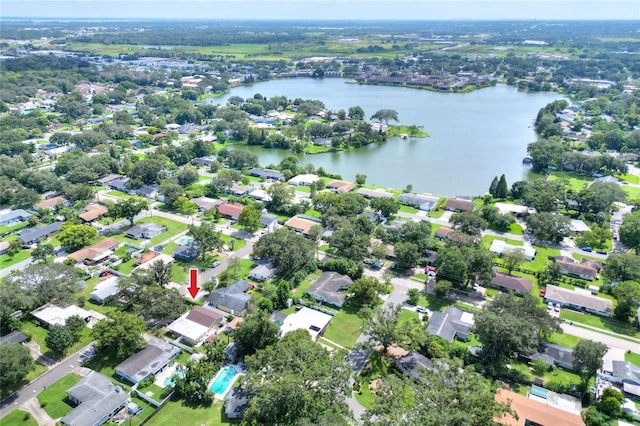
[539,288,546,297]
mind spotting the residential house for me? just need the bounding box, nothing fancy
[31,303,94,327]
[60,371,129,426]
[217,203,244,220]
[279,307,332,341]
[425,306,474,342]
[494,202,529,216]
[173,245,199,262]
[115,338,179,384]
[248,168,284,181]
[248,189,271,202]
[260,213,278,231]
[554,258,598,281]
[521,342,575,371]
[225,387,249,420]
[288,174,320,186]
[357,188,394,199]
[595,175,619,184]
[125,222,166,240]
[397,193,439,211]
[191,196,223,212]
[90,276,120,304]
[0,331,28,345]
[134,252,174,271]
[526,385,582,415]
[250,263,277,281]
[326,180,357,193]
[444,198,476,212]
[569,219,591,233]
[489,240,536,261]
[107,178,132,193]
[544,285,612,317]
[600,361,640,397]
[395,351,433,381]
[207,280,252,317]
[137,185,160,200]
[18,221,63,247]
[284,215,322,236]
[68,238,119,265]
[494,389,585,426]
[490,273,533,295]
[0,209,32,226]
[435,227,453,241]
[224,184,253,197]
[79,204,108,223]
[306,272,353,308]
[94,174,121,186]
[34,195,70,211]
[191,156,217,167]
[167,306,224,345]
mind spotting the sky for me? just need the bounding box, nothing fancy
[2,0,639,20]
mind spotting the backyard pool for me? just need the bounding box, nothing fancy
[162,368,186,388]
[176,236,194,246]
[208,366,239,398]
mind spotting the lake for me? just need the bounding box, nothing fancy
[208,79,564,197]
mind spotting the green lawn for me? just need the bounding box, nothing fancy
[106,190,133,200]
[481,235,524,248]
[625,352,640,368]
[137,383,165,401]
[559,310,640,339]
[82,347,129,384]
[146,397,234,426]
[525,245,561,273]
[136,217,189,246]
[397,309,420,328]
[418,294,455,312]
[22,322,95,361]
[1,410,38,425]
[291,273,321,299]
[508,223,524,235]
[546,332,581,349]
[129,396,157,426]
[548,171,592,192]
[323,304,363,349]
[0,221,29,234]
[621,185,640,200]
[37,374,82,419]
[0,249,32,269]
[398,205,419,214]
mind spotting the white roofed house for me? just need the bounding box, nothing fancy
[250,262,277,281]
[288,174,320,186]
[279,307,332,341]
[166,306,224,345]
[90,276,120,304]
[489,240,536,261]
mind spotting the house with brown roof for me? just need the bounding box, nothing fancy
[79,203,108,223]
[444,198,476,212]
[490,273,532,295]
[326,180,357,193]
[167,306,224,345]
[435,227,453,240]
[554,258,598,281]
[34,195,70,211]
[494,389,584,426]
[544,284,612,317]
[284,215,322,236]
[68,237,119,265]
[217,203,244,220]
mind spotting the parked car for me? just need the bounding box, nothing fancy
[416,306,428,314]
[212,260,221,268]
[554,303,561,312]
[539,288,546,297]
[547,302,553,310]
[363,259,374,265]
[596,250,607,255]
[582,247,593,252]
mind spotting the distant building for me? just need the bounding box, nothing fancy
[357,188,394,199]
[217,203,244,220]
[489,240,536,261]
[248,168,284,181]
[397,193,439,211]
[326,180,357,193]
[284,215,322,236]
[288,174,320,186]
[0,209,32,226]
[34,195,70,211]
[444,198,476,212]
[125,222,166,240]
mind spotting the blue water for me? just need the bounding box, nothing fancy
[163,368,186,387]
[208,367,238,395]
[176,236,194,246]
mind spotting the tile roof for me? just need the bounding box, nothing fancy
[491,272,532,293]
[495,389,584,426]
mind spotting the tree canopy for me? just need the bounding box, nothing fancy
[91,311,146,358]
[0,344,34,398]
[234,311,280,358]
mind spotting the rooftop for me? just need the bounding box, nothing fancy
[279,307,332,341]
[307,271,353,307]
[115,338,179,384]
[490,272,533,293]
[61,371,129,426]
[495,389,584,426]
[79,204,108,222]
[545,285,612,313]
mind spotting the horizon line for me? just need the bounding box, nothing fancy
[2,17,639,21]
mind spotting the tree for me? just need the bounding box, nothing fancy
[160,183,184,208]
[106,199,148,225]
[574,340,607,388]
[65,315,86,337]
[330,222,371,262]
[394,241,420,269]
[32,243,54,263]
[488,176,498,197]
[45,324,75,355]
[55,91,89,118]
[370,197,400,218]
[138,286,187,328]
[150,259,172,287]
[395,220,432,251]
[58,223,97,251]
[502,248,526,275]
[238,204,261,232]
[355,173,367,186]
[6,240,21,257]
[234,311,280,358]
[176,167,199,186]
[612,280,640,321]
[474,293,560,363]
[433,279,452,298]
[131,158,164,185]
[3,263,78,312]
[598,388,624,417]
[407,288,420,305]
[435,245,468,285]
[365,303,402,353]
[189,222,223,261]
[522,179,565,212]
[253,228,316,277]
[266,182,295,213]
[363,359,512,426]
[348,105,365,121]
[370,109,399,125]
[349,276,388,306]
[174,357,217,405]
[495,174,508,199]
[619,211,640,252]
[91,312,146,358]
[450,211,486,235]
[243,330,351,425]
[602,253,640,282]
[0,344,34,397]
[526,212,571,243]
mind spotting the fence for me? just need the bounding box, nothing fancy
[138,391,175,425]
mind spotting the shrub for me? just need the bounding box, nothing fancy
[40,400,47,408]
[23,412,31,421]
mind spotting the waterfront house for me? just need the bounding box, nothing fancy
[397,193,439,210]
[306,272,353,308]
[207,280,252,317]
[288,174,320,186]
[18,221,63,247]
[326,180,357,193]
[115,338,179,384]
[544,285,612,317]
[248,168,284,181]
[60,371,129,426]
[357,188,394,199]
[444,198,476,213]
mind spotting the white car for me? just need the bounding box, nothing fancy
[554,304,561,312]
[547,302,553,310]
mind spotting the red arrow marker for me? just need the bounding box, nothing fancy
[187,268,200,299]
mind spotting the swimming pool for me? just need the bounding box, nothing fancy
[176,236,194,246]
[163,368,186,387]
[208,366,238,397]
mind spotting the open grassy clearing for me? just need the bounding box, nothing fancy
[1,410,38,425]
[37,374,82,419]
[145,397,234,426]
[559,309,640,338]
[323,304,363,349]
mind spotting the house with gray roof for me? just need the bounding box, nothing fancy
[260,213,278,230]
[397,193,439,211]
[521,342,575,371]
[125,222,166,240]
[207,280,252,316]
[173,244,199,262]
[250,263,277,281]
[0,331,28,345]
[490,273,532,295]
[60,371,129,426]
[18,221,63,247]
[600,361,640,397]
[544,285,612,317]
[425,306,474,342]
[0,209,32,227]
[248,168,284,181]
[306,272,353,308]
[107,177,132,193]
[115,338,179,384]
[136,185,159,199]
[395,351,433,381]
[225,387,249,420]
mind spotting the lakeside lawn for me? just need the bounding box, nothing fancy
[146,397,233,426]
[37,373,82,419]
[1,410,38,425]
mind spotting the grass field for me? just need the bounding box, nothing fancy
[546,332,581,348]
[37,374,82,419]
[0,249,31,269]
[626,352,640,368]
[559,310,640,339]
[1,410,38,425]
[146,397,233,426]
[323,304,363,349]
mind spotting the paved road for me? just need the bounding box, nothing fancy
[0,342,95,420]
[560,323,640,353]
